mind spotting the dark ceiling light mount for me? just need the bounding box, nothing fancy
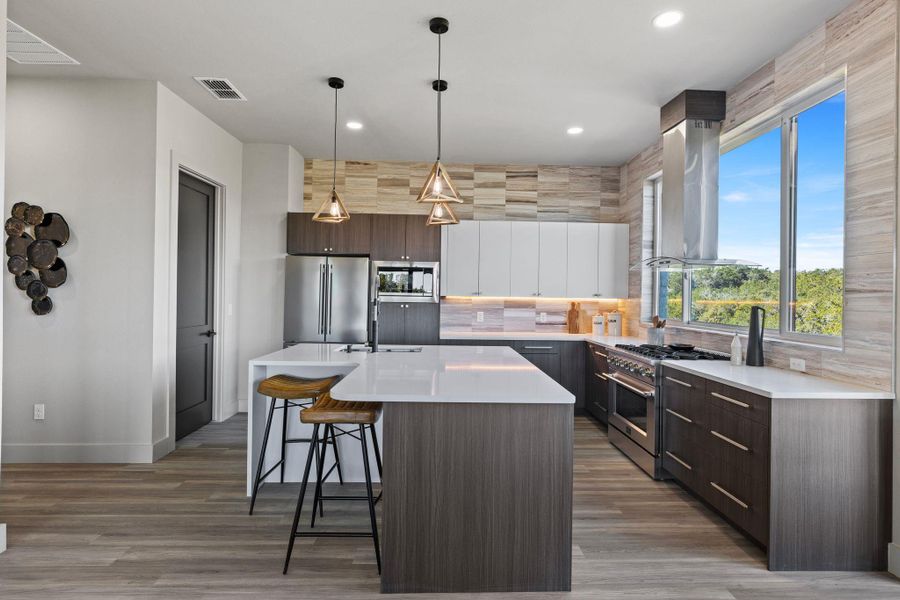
[419,16,460,226]
[313,76,351,224]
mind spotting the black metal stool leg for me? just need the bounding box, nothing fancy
[280,399,288,483]
[283,423,320,575]
[249,396,277,515]
[310,423,330,528]
[368,424,383,479]
[312,427,323,518]
[330,424,345,484]
[360,424,382,574]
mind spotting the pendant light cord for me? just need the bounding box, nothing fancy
[332,85,338,192]
[436,32,442,161]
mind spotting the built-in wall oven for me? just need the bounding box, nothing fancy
[371,261,439,303]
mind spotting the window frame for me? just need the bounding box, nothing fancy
[650,73,846,347]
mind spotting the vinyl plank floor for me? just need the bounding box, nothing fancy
[0,415,896,599]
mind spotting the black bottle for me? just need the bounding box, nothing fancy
[745,306,765,367]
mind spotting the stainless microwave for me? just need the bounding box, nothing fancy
[371,261,439,303]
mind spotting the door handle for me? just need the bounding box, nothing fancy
[327,264,334,335]
[202,330,217,337]
[318,265,325,334]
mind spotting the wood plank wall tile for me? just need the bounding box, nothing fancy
[304,160,620,223]
[620,0,896,390]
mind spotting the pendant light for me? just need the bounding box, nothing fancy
[312,77,350,223]
[418,17,460,226]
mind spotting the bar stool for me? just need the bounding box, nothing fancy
[249,374,342,515]
[283,392,383,575]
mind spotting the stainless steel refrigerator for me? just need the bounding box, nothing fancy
[284,255,370,344]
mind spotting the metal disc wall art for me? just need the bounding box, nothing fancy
[5,203,70,315]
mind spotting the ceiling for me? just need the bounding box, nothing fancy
[8,0,854,166]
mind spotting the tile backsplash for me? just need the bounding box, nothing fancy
[441,297,628,334]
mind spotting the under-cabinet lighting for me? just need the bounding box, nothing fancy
[443,296,624,302]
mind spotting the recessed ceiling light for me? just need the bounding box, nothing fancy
[567,126,584,135]
[652,10,684,28]
[346,121,363,130]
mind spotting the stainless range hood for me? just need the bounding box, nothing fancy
[636,90,759,271]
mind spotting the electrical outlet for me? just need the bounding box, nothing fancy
[33,403,45,420]
[476,311,484,323]
[539,312,548,323]
[789,358,806,372]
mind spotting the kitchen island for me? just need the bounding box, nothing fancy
[248,343,574,593]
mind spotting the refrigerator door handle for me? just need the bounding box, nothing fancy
[327,264,334,335]
[318,264,325,334]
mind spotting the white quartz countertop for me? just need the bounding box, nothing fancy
[440,331,646,347]
[661,360,895,400]
[251,343,574,404]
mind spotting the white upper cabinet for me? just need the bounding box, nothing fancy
[597,223,629,298]
[440,220,628,299]
[477,221,512,297]
[509,222,539,297]
[442,220,479,296]
[538,223,568,297]
[566,223,600,298]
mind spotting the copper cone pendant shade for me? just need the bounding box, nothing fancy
[313,189,350,223]
[426,201,459,226]
[416,160,462,204]
[313,77,351,224]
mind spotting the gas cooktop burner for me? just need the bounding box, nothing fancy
[615,344,729,361]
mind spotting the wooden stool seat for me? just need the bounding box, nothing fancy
[300,392,382,425]
[257,374,339,400]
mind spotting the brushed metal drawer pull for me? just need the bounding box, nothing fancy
[665,376,692,388]
[710,482,749,509]
[710,430,750,452]
[594,351,607,358]
[523,346,553,350]
[665,451,692,471]
[595,372,608,381]
[665,408,692,424]
[711,392,750,409]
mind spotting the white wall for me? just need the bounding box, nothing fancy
[152,83,243,458]
[236,144,302,411]
[3,77,158,462]
[0,0,8,554]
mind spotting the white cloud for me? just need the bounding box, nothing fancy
[722,191,750,203]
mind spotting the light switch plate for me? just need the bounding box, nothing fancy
[33,403,45,420]
[789,358,806,372]
[476,311,484,323]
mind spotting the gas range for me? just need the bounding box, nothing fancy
[605,344,728,479]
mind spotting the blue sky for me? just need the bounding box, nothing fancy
[718,92,845,271]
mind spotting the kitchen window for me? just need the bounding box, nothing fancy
[653,76,845,343]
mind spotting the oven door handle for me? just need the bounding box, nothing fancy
[607,373,654,398]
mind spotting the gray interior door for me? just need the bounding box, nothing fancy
[176,171,216,440]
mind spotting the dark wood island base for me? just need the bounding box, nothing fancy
[381,402,573,593]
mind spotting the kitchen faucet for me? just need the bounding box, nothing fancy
[369,295,380,353]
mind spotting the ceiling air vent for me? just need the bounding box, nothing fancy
[193,77,247,101]
[6,19,79,65]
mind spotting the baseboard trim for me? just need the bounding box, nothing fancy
[1,442,154,463]
[152,436,176,461]
[238,396,248,413]
[889,543,900,578]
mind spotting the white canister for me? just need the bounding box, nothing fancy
[592,314,606,337]
[607,312,622,336]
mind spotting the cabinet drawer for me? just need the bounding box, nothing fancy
[663,414,705,487]
[707,405,769,472]
[706,380,770,425]
[587,344,610,370]
[705,457,769,545]
[513,341,560,354]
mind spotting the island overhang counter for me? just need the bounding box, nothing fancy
[247,343,574,594]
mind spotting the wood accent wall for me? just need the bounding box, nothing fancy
[303,159,621,222]
[620,0,897,390]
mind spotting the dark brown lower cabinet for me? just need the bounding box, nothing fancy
[379,303,440,346]
[585,343,610,423]
[661,366,891,571]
